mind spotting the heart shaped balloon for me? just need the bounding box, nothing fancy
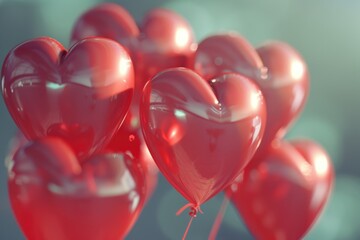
[140,68,266,207]
[227,139,333,240]
[256,42,309,149]
[1,37,134,159]
[194,37,309,151]
[137,8,195,81]
[70,3,139,55]
[8,137,146,240]
[70,4,195,130]
[193,33,265,81]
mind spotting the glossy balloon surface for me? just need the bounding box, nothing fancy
[140,68,266,206]
[194,33,265,81]
[70,3,139,52]
[1,37,134,159]
[8,137,145,240]
[138,8,195,81]
[228,140,333,240]
[256,42,309,149]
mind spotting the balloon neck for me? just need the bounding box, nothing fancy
[189,206,200,217]
[176,202,203,217]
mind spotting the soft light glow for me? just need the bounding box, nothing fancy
[174,109,186,119]
[118,57,131,77]
[175,27,190,49]
[46,82,64,90]
[251,90,262,110]
[314,152,329,177]
[290,60,305,80]
[162,121,184,146]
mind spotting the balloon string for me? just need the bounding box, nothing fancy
[208,195,230,240]
[182,215,194,240]
[176,203,204,240]
[176,203,194,216]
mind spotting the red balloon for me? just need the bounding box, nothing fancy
[193,33,265,81]
[138,8,196,81]
[140,68,266,207]
[8,137,146,240]
[227,139,333,240]
[256,42,309,150]
[1,37,134,160]
[70,3,139,52]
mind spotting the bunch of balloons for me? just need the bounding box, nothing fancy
[1,3,333,240]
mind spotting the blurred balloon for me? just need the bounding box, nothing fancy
[227,139,333,240]
[70,3,139,52]
[140,68,266,210]
[1,37,134,160]
[8,137,146,240]
[256,41,309,151]
[194,33,264,81]
[138,8,196,80]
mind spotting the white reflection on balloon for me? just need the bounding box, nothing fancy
[251,90,262,111]
[251,116,262,146]
[118,56,131,78]
[175,27,190,49]
[174,109,186,119]
[129,190,140,212]
[290,59,305,81]
[98,169,136,197]
[313,153,329,177]
[290,84,306,112]
[46,82,64,90]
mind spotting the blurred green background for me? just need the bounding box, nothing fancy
[0,0,359,239]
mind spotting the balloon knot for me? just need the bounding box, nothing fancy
[176,203,203,217]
